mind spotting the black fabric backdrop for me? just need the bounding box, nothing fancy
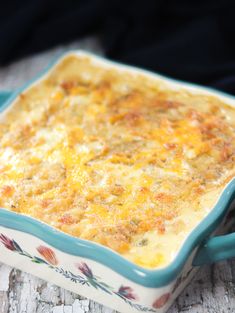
[1,0,235,94]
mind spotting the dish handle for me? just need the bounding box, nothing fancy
[0,91,14,107]
[193,231,235,266]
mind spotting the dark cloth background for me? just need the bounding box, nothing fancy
[1,0,235,94]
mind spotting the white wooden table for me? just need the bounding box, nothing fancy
[0,38,234,313]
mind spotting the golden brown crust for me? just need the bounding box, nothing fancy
[0,55,235,268]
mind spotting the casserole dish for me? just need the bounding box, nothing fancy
[0,50,235,313]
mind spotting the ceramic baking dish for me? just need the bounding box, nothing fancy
[0,51,235,313]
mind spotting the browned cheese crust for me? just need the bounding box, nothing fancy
[0,55,234,268]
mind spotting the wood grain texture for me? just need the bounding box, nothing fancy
[0,38,234,313]
[0,261,234,313]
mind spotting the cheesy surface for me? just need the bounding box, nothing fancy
[0,54,235,269]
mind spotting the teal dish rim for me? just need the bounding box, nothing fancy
[0,51,235,288]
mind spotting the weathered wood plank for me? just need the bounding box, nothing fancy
[0,261,234,313]
[168,261,235,313]
[0,264,11,313]
[0,38,234,313]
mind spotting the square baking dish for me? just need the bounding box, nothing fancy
[0,51,235,313]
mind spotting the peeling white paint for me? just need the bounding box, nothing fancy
[53,306,72,313]
[0,265,11,291]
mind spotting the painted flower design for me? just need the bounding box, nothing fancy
[0,234,15,250]
[0,234,156,312]
[152,293,170,309]
[117,285,138,300]
[76,262,114,295]
[0,233,23,252]
[77,262,93,278]
[37,245,58,266]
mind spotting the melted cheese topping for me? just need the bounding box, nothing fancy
[0,55,235,268]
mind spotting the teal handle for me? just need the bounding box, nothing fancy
[193,231,235,266]
[0,91,14,107]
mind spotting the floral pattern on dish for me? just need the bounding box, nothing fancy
[0,233,174,312]
[37,245,59,266]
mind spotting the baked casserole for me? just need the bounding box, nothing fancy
[0,54,234,269]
